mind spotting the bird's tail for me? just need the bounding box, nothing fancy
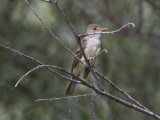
[64,76,77,96]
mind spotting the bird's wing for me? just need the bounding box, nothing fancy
[83,63,95,79]
[71,39,87,73]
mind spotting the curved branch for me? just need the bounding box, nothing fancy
[79,23,135,37]
[1,42,160,119]
[15,65,82,87]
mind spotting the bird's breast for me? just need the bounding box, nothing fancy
[85,38,101,58]
[73,39,101,76]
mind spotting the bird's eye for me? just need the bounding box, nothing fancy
[93,27,96,30]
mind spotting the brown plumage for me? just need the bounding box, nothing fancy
[71,39,87,73]
[64,24,108,96]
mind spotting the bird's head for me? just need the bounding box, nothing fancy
[86,24,108,39]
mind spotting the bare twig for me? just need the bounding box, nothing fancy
[23,0,85,66]
[0,43,43,65]
[1,42,160,119]
[79,22,135,37]
[95,70,149,110]
[88,49,150,112]
[49,0,79,37]
[90,93,97,120]
[36,93,93,101]
[15,65,82,87]
[42,0,51,2]
[98,91,160,119]
[96,70,152,111]
[0,43,86,89]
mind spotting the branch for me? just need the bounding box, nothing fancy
[0,43,84,88]
[90,93,97,120]
[36,93,93,101]
[42,1,135,93]
[1,42,160,119]
[46,0,104,91]
[98,91,160,120]
[79,22,135,37]
[50,0,79,37]
[23,0,85,66]
[12,54,158,119]
[15,65,82,87]
[95,70,149,110]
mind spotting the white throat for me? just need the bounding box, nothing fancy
[84,35,101,60]
[88,33,101,39]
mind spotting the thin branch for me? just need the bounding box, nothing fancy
[1,42,160,119]
[36,93,93,101]
[95,70,149,111]
[0,43,92,93]
[42,0,51,2]
[17,64,160,119]
[23,0,85,66]
[0,43,84,89]
[16,61,154,119]
[42,0,104,91]
[0,43,42,65]
[90,93,97,120]
[98,91,160,120]
[15,65,82,87]
[49,0,79,37]
[86,47,150,112]
[79,22,135,37]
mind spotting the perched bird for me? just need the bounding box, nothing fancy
[64,24,108,96]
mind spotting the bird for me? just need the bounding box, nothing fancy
[64,24,108,96]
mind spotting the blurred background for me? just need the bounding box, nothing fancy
[0,0,160,120]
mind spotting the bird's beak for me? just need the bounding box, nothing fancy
[100,28,108,31]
